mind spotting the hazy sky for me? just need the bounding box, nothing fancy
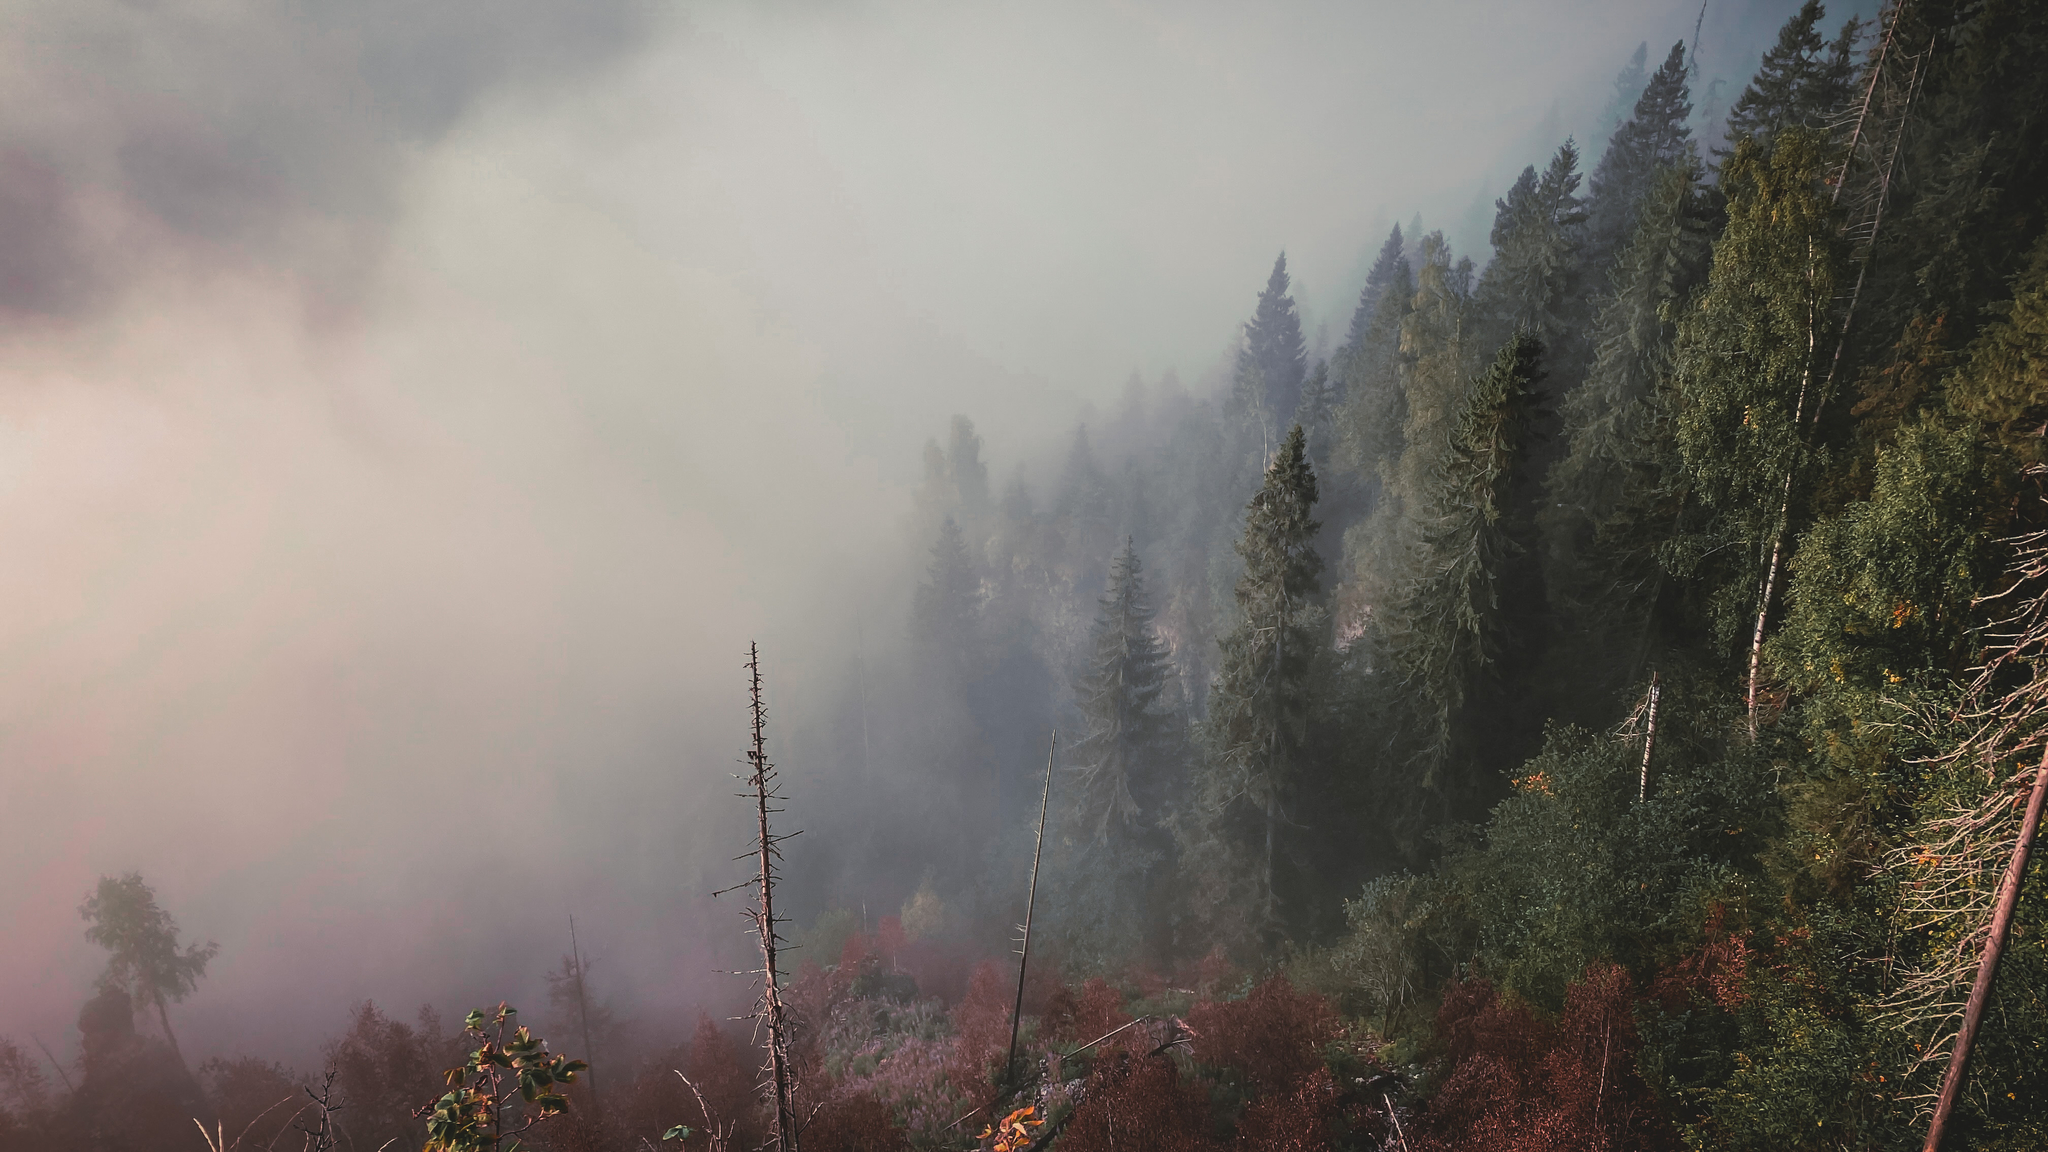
[0,0,1836,1070]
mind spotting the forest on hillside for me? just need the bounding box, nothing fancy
[5,0,2048,1149]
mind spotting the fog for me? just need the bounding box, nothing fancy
[2,0,1829,1073]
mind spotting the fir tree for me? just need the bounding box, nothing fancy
[1332,225,1415,509]
[1723,0,1861,149]
[1068,539,1179,845]
[1386,333,1547,819]
[1602,41,1650,135]
[1192,425,1324,932]
[1584,42,1693,279]
[1474,141,1588,364]
[911,517,980,654]
[1231,253,1310,454]
[1543,160,1713,703]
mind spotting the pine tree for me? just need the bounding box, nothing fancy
[1332,225,1415,505]
[911,517,980,654]
[1544,161,1713,696]
[1386,333,1546,818]
[1474,142,1588,362]
[1584,42,1693,279]
[1723,0,1861,149]
[1193,425,1324,931]
[1069,539,1179,843]
[1231,253,1310,454]
[1602,41,1650,134]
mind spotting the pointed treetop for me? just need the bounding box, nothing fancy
[1236,252,1310,428]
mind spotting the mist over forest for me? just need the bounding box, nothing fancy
[4,0,2047,1149]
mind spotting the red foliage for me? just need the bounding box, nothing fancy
[1234,1066,1348,1152]
[1043,978,1135,1048]
[801,1090,908,1152]
[951,961,1013,1087]
[1652,905,1752,1011]
[1187,977,1340,1096]
[1055,1051,1221,1152]
[1415,965,1678,1152]
[678,1013,765,1151]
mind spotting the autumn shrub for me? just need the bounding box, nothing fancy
[1187,976,1340,1097]
[1416,965,1678,1152]
[1042,978,1133,1048]
[324,1001,461,1152]
[197,1056,304,1148]
[1055,1050,1220,1152]
[1233,1066,1349,1152]
[801,1090,908,1152]
[949,961,1012,1087]
[676,1013,765,1152]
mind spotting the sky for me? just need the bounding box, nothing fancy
[0,0,1843,1071]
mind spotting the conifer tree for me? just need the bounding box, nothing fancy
[911,517,980,654]
[1333,226,1415,497]
[1584,42,1693,278]
[1544,161,1712,697]
[1231,254,1310,454]
[1723,0,1861,149]
[1386,333,1546,818]
[1603,41,1650,134]
[1069,539,1179,844]
[1193,425,1324,930]
[1474,142,1588,368]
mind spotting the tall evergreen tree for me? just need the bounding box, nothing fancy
[1386,333,1547,823]
[1069,539,1179,843]
[1333,226,1415,496]
[1231,253,1310,455]
[1474,143,1587,366]
[1584,42,1693,279]
[911,517,980,654]
[1602,41,1651,134]
[1544,161,1713,702]
[1191,425,1324,934]
[1723,0,1861,149]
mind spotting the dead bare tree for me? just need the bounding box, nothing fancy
[714,644,801,1152]
[1004,733,1056,1089]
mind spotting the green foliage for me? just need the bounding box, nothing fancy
[1585,41,1694,276]
[1722,0,1860,149]
[422,1004,586,1152]
[1385,332,1546,809]
[1188,425,1325,940]
[1232,253,1310,448]
[1670,128,1841,645]
[79,872,218,1057]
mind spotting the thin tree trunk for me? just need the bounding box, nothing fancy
[569,915,599,1112]
[154,994,184,1064]
[745,644,799,1152]
[1639,671,1660,803]
[1923,746,2048,1152]
[1005,733,1056,1090]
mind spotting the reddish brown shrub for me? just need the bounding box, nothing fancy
[1234,1066,1347,1152]
[1651,907,1753,1012]
[1055,1051,1220,1152]
[677,1013,765,1151]
[1187,977,1340,1096]
[1415,965,1678,1152]
[801,1090,908,1152]
[1043,978,1134,1048]
[950,961,1012,1087]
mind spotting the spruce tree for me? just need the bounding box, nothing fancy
[1584,42,1693,279]
[1723,0,1861,149]
[1386,333,1546,823]
[1473,142,1587,362]
[1333,226,1415,497]
[1544,160,1712,701]
[1069,539,1179,843]
[1603,41,1650,134]
[1193,425,1324,932]
[1230,253,1310,454]
[911,517,980,655]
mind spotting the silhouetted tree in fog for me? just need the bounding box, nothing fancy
[79,873,216,1063]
